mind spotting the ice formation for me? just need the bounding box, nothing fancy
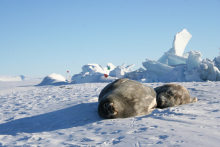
[171,29,192,57]
[67,29,220,84]
[109,63,135,79]
[38,73,67,85]
[185,59,220,82]
[71,63,134,84]
[142,59,174,76]
[186,50,202,70]
[158,29,192,66]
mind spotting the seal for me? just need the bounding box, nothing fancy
[154,83,197,109]
[98,78,157,119]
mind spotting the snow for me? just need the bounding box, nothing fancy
[38,73,67,86]
[0,80,220,146]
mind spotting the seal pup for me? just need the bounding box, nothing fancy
[154,83,197,109]
[98,78,157,119]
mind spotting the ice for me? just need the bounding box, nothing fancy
[82,64,105,75]
[170,29,192,57]
[71,63,132,83]
[185,59,220,81]
[109,63,135,79]
[158,29,191,66]
[142,59,174,76]
[38,73,67,85]
[159,64,187,82]
[213,56,220,71]
[186,50,202,70]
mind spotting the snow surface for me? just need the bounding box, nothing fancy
[0,80,220,146]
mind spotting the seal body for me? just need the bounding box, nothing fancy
[154,84,197,109]
[98,78,157,119]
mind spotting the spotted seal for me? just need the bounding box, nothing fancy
[154,83,197,109]
[98,78,157,119]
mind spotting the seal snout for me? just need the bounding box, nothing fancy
[104,103,118,117]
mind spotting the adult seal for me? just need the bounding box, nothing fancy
[154,83,197,109]
[98,78,157,119]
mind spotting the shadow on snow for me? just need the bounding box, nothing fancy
[0,102,102,135]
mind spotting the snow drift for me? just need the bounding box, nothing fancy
[38,73,68,86]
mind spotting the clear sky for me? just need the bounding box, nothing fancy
[0,0,219,77]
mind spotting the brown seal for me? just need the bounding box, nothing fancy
[154,83,197,109]
[98,78,157,119]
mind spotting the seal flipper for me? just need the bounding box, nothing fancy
[190,97,197,103]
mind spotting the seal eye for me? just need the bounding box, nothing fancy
[104,103,108,108]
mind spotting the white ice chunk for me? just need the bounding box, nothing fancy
[171,29,192,57]
[185,59,220,81]
[107,63,116,71]
[186,50,202,70]
[213,56,220,71]
[82,64,105,75]
[158,29,192,65]
[109,63,135,79]
[142,59,174,76]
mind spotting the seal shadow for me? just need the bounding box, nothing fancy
[0,102,101,135]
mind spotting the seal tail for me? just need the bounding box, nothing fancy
[190,97,197,103]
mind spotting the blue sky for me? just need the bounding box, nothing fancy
[0,0,219,77]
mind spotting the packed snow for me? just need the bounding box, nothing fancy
[0,80,220,146]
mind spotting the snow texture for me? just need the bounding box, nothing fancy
[0,81,220,146]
